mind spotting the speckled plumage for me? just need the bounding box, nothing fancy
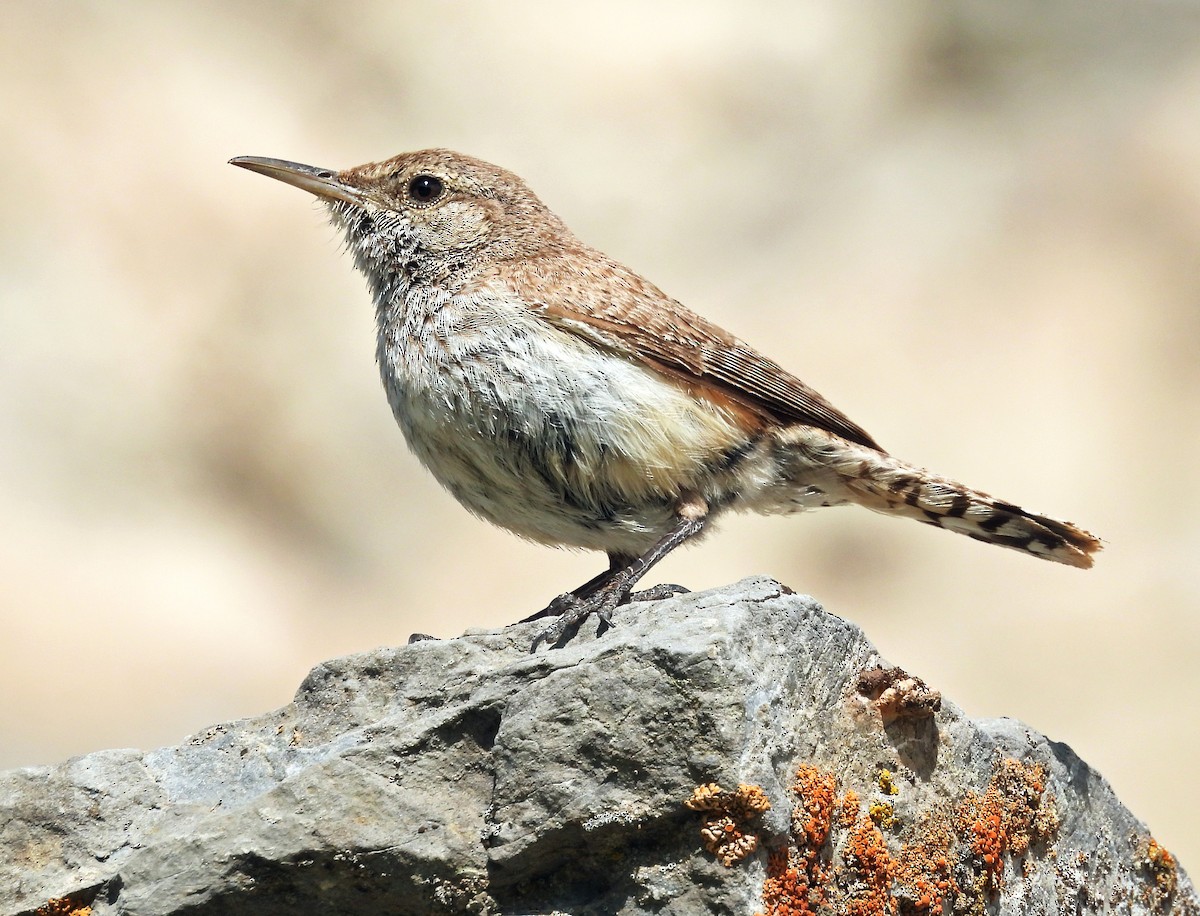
[231,149,1100,644]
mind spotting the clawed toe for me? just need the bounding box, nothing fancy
[518,592,577,624]
[628,583,689,602]
[529,593,612,652]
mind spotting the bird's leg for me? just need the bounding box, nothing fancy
[529,500,708,651]
[518,553,632,623]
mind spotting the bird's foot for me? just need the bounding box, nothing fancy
[526,581,691,652]
[518,591,579,624]
[527,590,618,652]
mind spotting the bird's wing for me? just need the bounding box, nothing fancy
[481,247,883,452]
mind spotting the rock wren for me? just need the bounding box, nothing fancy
[230,149,1100,648]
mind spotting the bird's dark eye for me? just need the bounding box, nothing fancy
[407,174,444,204]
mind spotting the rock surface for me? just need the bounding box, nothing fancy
[2,577,1194,915]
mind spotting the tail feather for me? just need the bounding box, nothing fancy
[838,454,1101,569]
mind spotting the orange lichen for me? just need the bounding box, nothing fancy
[756,756,1060,916]
[894,808,960,915]
[1141,837,1178,899]
[761,773,897,916]
[792,764,838,849]
[955,759,1056,895]
[839,789,862,827]
[760,846,821,916]
[686,781,771,866]
[844,814,897,916]
[758,765,842,916]
[34,900,92,916]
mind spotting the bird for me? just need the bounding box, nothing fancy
[229,149,1100,649]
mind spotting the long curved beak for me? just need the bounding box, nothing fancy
[229,156,367,206]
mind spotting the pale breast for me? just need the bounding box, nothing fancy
[373,286,752,552]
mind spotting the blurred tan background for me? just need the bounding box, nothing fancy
[2,0,1198,869]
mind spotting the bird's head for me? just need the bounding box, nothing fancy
[230,149,566,288]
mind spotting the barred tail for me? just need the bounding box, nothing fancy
[838,452,1101,569]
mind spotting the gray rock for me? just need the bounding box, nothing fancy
[2,577,1194,915]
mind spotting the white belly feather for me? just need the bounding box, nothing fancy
[375,287,752,553]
